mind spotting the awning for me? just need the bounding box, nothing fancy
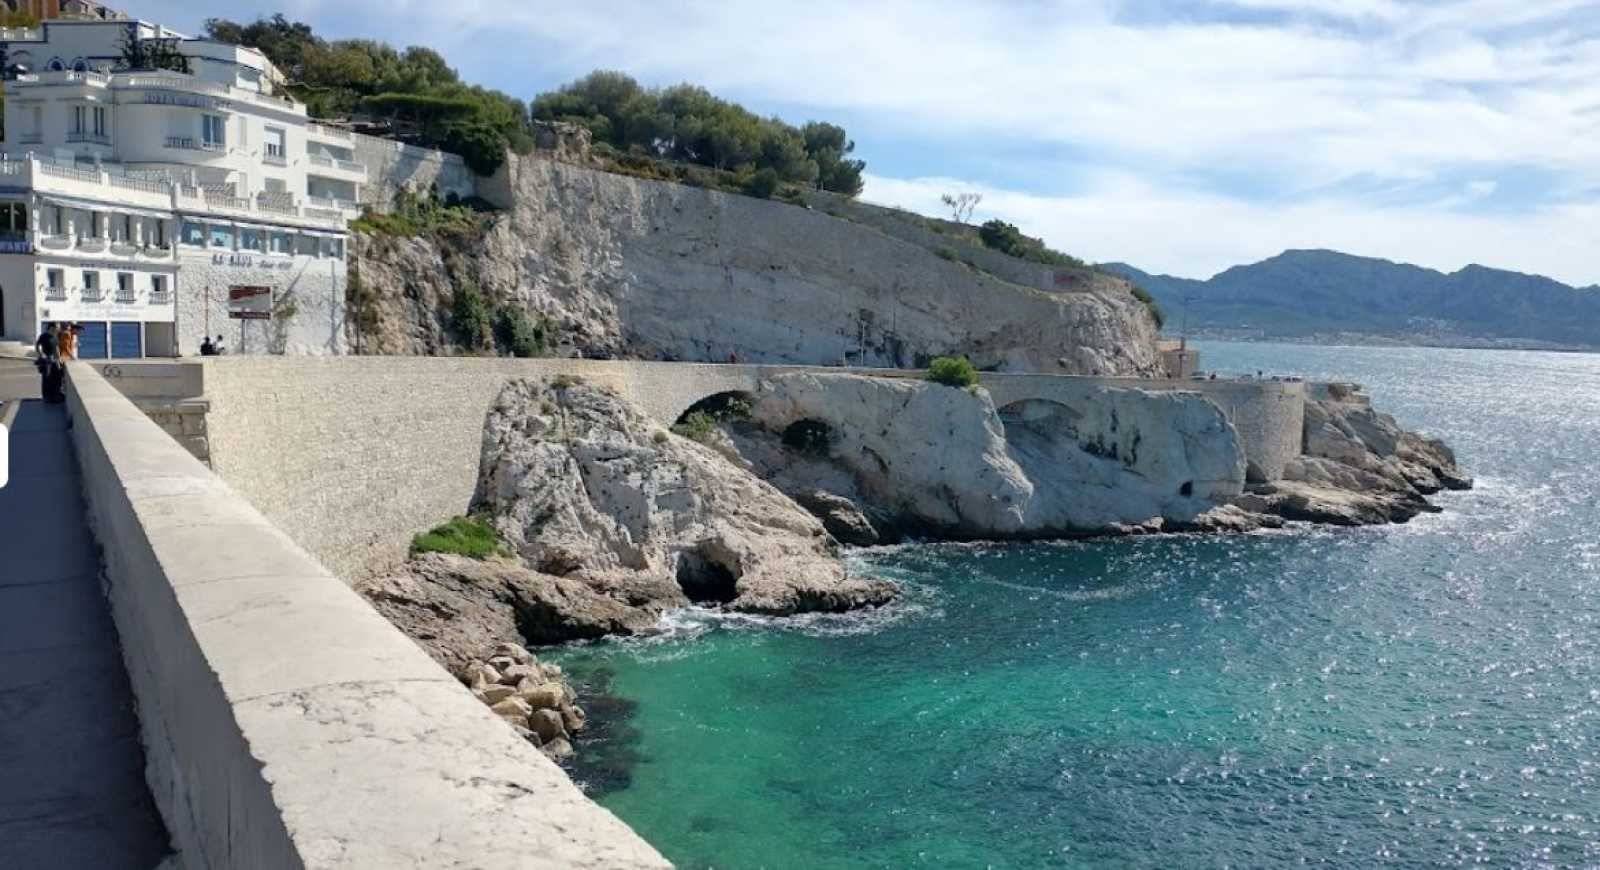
[42,194,174,221]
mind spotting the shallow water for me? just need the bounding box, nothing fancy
[552,342,1600,868]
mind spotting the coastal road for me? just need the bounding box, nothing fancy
[0,358,172,866]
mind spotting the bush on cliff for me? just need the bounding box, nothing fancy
[532,71,865,195]
[411,516,505,559]
[1130,284,1167,328]
[451,280,492,350]
[743,168,781,199]
[927,356,979,389]
[977,219,1089,270]
[493,305,547,358]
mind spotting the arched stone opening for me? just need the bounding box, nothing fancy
[673,390,755,427]
[996,399,1083,441]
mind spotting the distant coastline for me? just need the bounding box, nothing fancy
[1185,330,1600,355]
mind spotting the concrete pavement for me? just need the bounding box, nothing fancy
[0,360,172,868]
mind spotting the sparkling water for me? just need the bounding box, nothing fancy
[552,342,1600,868]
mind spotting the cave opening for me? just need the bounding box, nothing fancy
[781,419,835,455]
[675,546,741,604]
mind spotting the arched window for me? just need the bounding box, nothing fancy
[71,59,88,73]
[47,58,65,72]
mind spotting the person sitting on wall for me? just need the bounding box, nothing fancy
[213,335,227,356]
[200,335,216,356]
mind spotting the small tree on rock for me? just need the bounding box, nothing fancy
[941,192,982,224]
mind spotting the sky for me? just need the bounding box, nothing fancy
[132,0,1600,286]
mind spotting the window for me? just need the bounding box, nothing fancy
[0,202,26,235]
[72,105,86,133]
[240,228,264,252]
[326,237,345,260]
[294,234,317,256]
[181,221,205,247]
[152,275,168,295]
[264,127,285,159]
[86,212,101,239]
[117,272,133,295]
[269,232,290,254]
[118,214,132,242]
[201,114,226,149]
[47,58,63,72]
[93,106,106,137]
[83,271,98,290]
[50,208,63,235]
[154,220,167,248]
[47,268,62,288]
[208,225,234,249]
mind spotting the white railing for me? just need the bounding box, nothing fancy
[263,151,287,166]
[80,286,104,302]
[165,136,199,150]
[110,175,169,195]
[115,289,137,304]
[38,234,71,250]
[39,161,100,183]
[65,131,113,146]
[149,289,172,305]
[336,158,366,174]
[43,286,68,301]
[110,239,138,256]
[119,72,301,113]
[308,153,335,168]
[78,237,108,253]
[306,123,354,141]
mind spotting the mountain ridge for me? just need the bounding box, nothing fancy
[1101,250,1600,350]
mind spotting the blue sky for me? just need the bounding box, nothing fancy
[133,0,1600,286]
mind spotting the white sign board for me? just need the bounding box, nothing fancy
[228,285,273,320]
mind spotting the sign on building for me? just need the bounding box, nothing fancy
[227,286,273,320]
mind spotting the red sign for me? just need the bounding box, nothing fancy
[228,285,273,320]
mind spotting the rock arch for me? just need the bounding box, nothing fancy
[996,398,1084,441]
[673,390,755,426]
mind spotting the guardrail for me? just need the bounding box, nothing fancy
[66,131,112,146]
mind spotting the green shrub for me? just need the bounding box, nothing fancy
[652,430,669,445]
[451,280,492,350]
[781,419,834,455]
[671,411,720,442]
[742,168,781,199]
[550,373,582,389]
[493,305,546,357]
[976,219,1088,269]
[935,246,959,262]
[1129,285,1166,328]
[411,515,504,559]
[926,356,979,388]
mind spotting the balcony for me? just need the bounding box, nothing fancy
[307,152,367,180]
[165,136,199,150]
[110,239,138,256]
[307,123,354,142]
[263,149,288,167]
[37,233,71,251]
[66,131,112,146]
[80,286,104,302]
[149,289,172,305]
[43,286,68,302]
[115,289,137,304]
[77,236,108,254]
[119,72,303,116]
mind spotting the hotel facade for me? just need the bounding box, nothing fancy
[0,17,362,356]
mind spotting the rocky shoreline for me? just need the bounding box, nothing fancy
[360,372,1470,763]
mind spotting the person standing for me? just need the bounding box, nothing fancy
[33,323,63,403]
[58,323,78,361]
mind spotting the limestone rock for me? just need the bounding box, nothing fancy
[518,682,565,711]
[731,372,1247,538]
[793,490,880,546]
[499,663,542,686]
[478,685,516,705]
[561,704,587,733]
[527,708,568,744]
[490,696,532,726]
[543,737,575,762]
[353,152,1163,376]
[463,661,500,690]
[493,642,534,665]
[476,378,897,617]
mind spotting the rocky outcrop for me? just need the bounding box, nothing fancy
[466,643,586,761]
[1234,383,1471,525]
[476,376,897,616]
[715,372,1256,539]
[353,152,1163,376]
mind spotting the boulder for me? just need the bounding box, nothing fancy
[499,663,542,686]
[543,737,575,762]
[518,682,566,710]
[527,708,568,743]
[561,704,587,733]
[793,490,880,546]
[490,696,532,727]
[477,685,517,705]
[462,661,500,690]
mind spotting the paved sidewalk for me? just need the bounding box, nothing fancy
[0,378,172,867]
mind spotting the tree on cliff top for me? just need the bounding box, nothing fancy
[203,14,531,174]
[532,71,865,196]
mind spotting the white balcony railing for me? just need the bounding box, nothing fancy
[263,150,287,166]
[66,131,112,146]
[149,289,172,305]
[165,136,199,150]
[77,236,108,253]
[43,286,68,301]
[80,286,104,302]
[110,240,138,256]
[115,289,137,304]
[37,233,72,251]
[306,123,354,142]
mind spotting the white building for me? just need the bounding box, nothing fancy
[0,17,362,356]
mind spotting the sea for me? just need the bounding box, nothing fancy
[549,341,1600,869]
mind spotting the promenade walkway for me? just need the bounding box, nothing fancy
[0,359,171,867]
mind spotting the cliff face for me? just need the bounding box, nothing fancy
[353,153,1163,376]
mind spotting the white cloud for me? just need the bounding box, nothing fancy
[136,0,1600,283]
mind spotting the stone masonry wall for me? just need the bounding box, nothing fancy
[197,357,1304,584]
[354,133,477,210]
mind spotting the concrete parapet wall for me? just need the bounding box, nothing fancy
[63,362,668,869]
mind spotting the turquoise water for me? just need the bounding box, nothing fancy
[552,343,1600,868]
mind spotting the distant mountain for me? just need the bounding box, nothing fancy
[1101,250,1600,350]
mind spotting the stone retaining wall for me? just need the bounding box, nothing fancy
[64,361,668,869]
